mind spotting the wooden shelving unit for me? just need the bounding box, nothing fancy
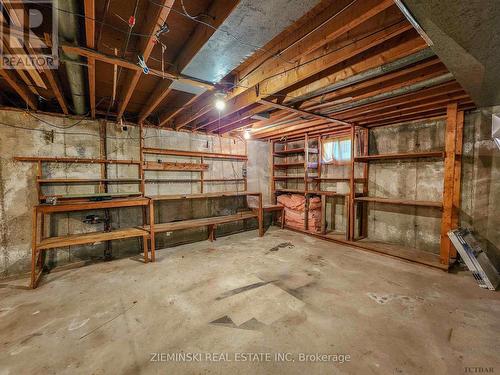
[271,134,350,236]
[140,124,248,193]
[146,192,263,258]
[30,197,151,288]
[14,156,143,202]
[354,151,445,162]
[354,196,443,208]
[270,105,464,269]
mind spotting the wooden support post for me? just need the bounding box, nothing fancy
[270,140,276,204]
[143,234,149,263]
[35,160,42,202]
[258,193,264,237]
[149,199,155,262]
[317,135,322,192]
[345,196,350,240]
[348,125,356,240]
[440,103,462,265]
[30,207,38,289]
[281,207,285,229]
[360,128,369,238]
[321,194,327,235]
[200,156,204,193]
[139,122,146,196]
[208,224,216,241]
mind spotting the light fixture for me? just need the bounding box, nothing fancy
[243,129,252,140]
[214,92,226,111]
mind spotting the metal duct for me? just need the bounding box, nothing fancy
[57,0,86,115]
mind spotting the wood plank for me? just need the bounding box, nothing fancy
[117,0,175,119]
[140,0,238,124]
[38,227,149,250]
[258,99,350,126]
[37,178,142,183]
[173,21,415,129]
[355,196,443,208]
[15,156,140,164]
[354,151,445,161]
[440,103,459,264]
[143,161,209,171]
[233,0,396,98]
[274,162,318,168]
[142,148,247,160]
[0,68,37,109]
[41,192,142,200]
[36,197,150,213]
[148,191,261,201]
[60,45,214,91]
[146,211,257,233]
[274,147,318,155]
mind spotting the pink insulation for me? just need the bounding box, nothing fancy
[277,194,322,232]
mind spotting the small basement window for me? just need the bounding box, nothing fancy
[322,136,351,164]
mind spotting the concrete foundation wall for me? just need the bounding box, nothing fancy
[365,119,445,253]
[0,109,267,278]
[460,107,500,269]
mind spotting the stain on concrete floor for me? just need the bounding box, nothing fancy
[0,227,499,374]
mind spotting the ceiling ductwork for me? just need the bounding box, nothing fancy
[57,0,87,115]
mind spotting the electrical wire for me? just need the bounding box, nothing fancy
[38,1,295,67]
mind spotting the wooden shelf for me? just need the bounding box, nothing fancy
[148,191,261,201]
[274,147,318,155]
[323,234,447,270]
[273,175,318,180]
[41,192,142,201]
[37,178,142,184]
[354,151,445,162]
[143,161,208,171]
[313,177,366,182]
[354,196,442,208]
[274,162,318,168]
[38,227,149,250]
[144,178,245,183]
[274,188,346,197]
[36,197,150,213]
[274,188,306,194]
[146,211,257,233]
[142,147,247,160]
[15,156,140,164]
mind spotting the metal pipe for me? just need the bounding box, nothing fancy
[58,0,87,115]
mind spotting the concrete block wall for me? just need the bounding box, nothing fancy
[0,109,270,278]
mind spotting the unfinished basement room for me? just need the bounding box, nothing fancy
[0,0,499,374]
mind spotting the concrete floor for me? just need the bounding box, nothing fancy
[1,227,499,375]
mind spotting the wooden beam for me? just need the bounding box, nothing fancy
[234,0,395,98]
[117,0,175,120]
[44,69,69,114]
[84,0,96,118]
[258,99,350,126]
[173,22,415,129]
[139,0,239,124]
[440,103,458,264]
[0,68,37,109]
[60,45,214,91]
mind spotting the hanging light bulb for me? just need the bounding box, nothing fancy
[214,92,226,111]
[243,128,252,139]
